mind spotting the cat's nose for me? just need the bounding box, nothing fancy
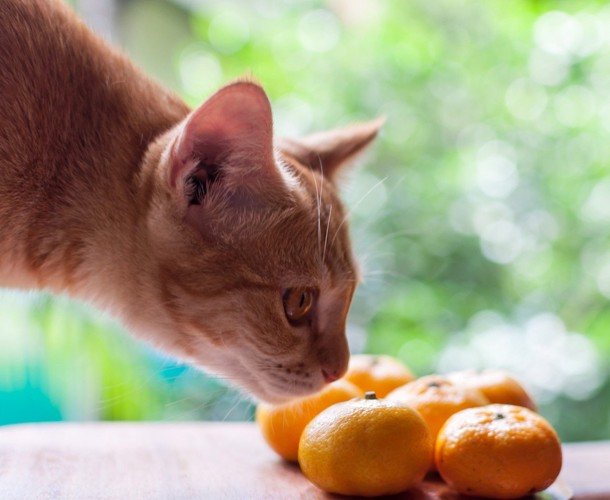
[321,368,341,383]
[316,302,351,384]
[320,352,349,384]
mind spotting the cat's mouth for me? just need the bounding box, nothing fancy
[191,346,324,404]
[191,335,345,404]
[255,379,322,404]
[259,373,321,403]
[244,360,326,404]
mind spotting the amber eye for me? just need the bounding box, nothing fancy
[283,287,316,325]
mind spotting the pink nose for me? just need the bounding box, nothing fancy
[321,368,341,384]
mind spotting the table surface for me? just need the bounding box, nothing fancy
[0,422,608,499]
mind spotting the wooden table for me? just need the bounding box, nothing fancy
[0,422,607,499]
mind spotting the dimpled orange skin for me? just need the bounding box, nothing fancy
[435,404,562,499]
[386,375,489,447]
[447,369,537,411]
[255,379,363,462]
[343,354,416,398]
[298,394,433,497]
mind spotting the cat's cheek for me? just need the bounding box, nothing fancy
[310,287,353,383]
[187,347,284,403]
[187,335,324,402]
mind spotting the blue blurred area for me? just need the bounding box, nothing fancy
[0,292,254,424]
[0,381,62,424]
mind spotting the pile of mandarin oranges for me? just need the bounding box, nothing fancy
[256,355,562,498]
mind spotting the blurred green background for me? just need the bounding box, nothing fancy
[1,0,609,442]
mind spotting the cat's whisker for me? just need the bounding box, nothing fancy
[354,226,416,286]
[316,154,327,264]
[162,387,228,410]
[359,277,390,287]
[95,369,160,413]
[329,175,388,251]
[322,204,333,265]
[176,388,233,418]
[360,268,409,286]
[359,256,396,271]
[363,229,414,251]
[359,252,408,279]
[311,162,322,257]
[347,172,408,244]
[221,392,249,422]
[113,365,196,411]
[363,268,407,279]
[358,247,403,269]
[317,153,325,199]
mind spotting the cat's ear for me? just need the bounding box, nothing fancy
[277,118,384,181]
[168,81,283,206]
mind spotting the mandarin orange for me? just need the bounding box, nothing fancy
[386,375,488,468]
[255,379,362,461]
[435,404,562,498]
[343,354,415,398]
[447,369,536,411]
[298,392,433,497]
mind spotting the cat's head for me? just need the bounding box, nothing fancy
[137,82,381,403]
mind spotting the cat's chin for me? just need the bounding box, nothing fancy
[251,375,326,404]
[188,343,328,404]
[230,372,325,405]
[192,358,323,405]
[251,387,321,405]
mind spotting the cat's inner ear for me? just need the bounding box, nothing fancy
[277,118,384,180]
[169,81,279,205]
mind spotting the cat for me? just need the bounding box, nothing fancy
[0,0,381,403]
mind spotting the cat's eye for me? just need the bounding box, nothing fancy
[283,287,316,325]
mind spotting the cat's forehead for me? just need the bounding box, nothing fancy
[250,180,355,284]
[174,151,356,286]
[208,200,353,285]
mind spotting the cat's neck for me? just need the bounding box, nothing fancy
[0,0,189,313]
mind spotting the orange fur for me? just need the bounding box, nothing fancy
[0,0,381,402]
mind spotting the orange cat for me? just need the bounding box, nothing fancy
[0,0,381,403]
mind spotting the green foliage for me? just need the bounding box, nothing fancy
[1,0,609,441]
